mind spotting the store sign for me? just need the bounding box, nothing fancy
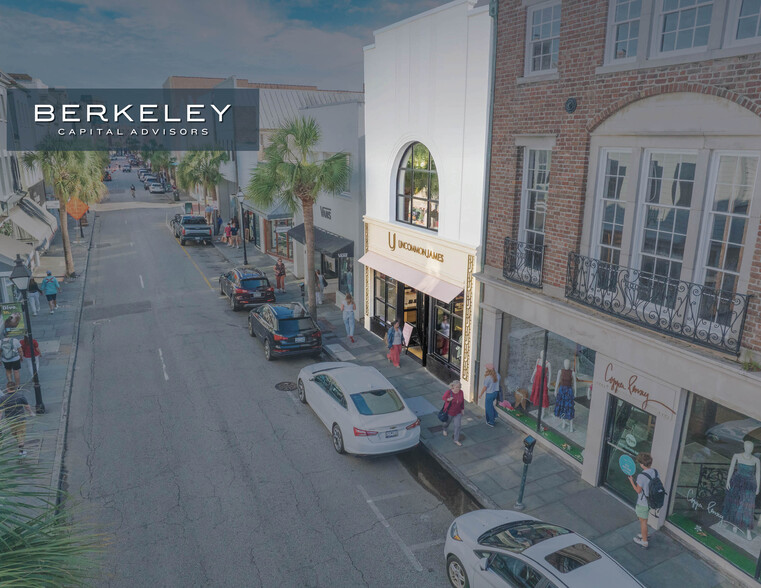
[0,302,26,337]
[387,232,444,263]
[596,357,678,420]
[275,226,291,233]
[320,206,332,220]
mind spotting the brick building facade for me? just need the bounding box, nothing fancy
[476,0,761,581]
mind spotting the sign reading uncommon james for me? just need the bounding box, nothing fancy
[595,356,678,420]
[387,232,444,263]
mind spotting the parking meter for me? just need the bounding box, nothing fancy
[299,282,305,306]
[522,435,536,465]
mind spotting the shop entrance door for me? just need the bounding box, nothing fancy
[601,397,656,501]
[402,286,427,365]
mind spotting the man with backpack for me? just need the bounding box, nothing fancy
[1,329,22,386]
[628,452,666,549]
[41,270,61,314]
[0,381,34,456]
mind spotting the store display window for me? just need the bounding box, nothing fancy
[373,272,397,327]
[267,219,293,259]
[498,315,595,462]
[432,294,464,369]
[669,395,761,579]
[338,257,354,296]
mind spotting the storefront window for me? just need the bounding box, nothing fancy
[338,257,354,296]
[373,272,397,327]
[396,142,439,231]
[245,211,260,247]
[669,395,761,579]
[432,294,464,368]
[322,255,337,279]
[498,315,596,462]
[268,219,293,259]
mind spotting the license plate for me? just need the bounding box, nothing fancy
[295,336,305,343]
[385,430,398,438]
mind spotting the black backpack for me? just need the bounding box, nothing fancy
[641,470,666,510]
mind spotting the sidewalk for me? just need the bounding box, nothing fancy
[212,238,740,588]
[1,212,94,496]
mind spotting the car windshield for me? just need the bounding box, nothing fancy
[240,278,268,290]
[183,217,207,225]
[350,389,405,416]
[544,543,601,574]
[478,521,571,553]
[277,317,315,334]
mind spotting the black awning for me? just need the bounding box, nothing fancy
[287,224,354,257]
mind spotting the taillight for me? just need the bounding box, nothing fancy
[182,228,186,235]
[267,287,274,292]
[273,334,288,341]
[406,419,421,430]
[314,331,321,338]
[234,288,246,294]
[353,427,378,437]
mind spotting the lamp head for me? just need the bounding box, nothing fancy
[9,255,30,292]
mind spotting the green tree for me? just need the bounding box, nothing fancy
[0,437,103,586]
[176,150,229,206]
[23,140,107,277]
[247,117,350,317]
[148,149,172,184]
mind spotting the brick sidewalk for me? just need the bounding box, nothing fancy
[212,239,741,588]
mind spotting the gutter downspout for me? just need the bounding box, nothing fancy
[474,0,499,400]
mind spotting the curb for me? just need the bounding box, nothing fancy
[50,214,97,501]
[322,344,498,510]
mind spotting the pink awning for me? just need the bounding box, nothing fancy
[358,251,462,303]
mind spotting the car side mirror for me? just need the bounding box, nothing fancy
[479,556,490,572]
[309,377,315,382]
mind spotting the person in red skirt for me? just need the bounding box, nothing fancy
[529,351,551,408]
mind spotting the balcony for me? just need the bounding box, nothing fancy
[565,253,752,355]
[503,237,545,288]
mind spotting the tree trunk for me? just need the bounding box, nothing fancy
[302,197,318,318]
[202,185,208,207]
[59,202,75,277]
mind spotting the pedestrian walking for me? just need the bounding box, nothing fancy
[230,221,240,248]
[628,452,659,549]
[20,337,40,380]
[27,277,41,316]
[441,380,465,446]
[0,382,34,456]
[315,270,326,305]
[223,222,232,246]
[274,258,286,293]
[41,270,61,313]
[341,293,356,343]
[386,319,405,368]
[215,214,223,237]
[1,331,22,386]
[478,363,501,427]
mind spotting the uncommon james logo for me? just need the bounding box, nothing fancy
[387,232,444,263]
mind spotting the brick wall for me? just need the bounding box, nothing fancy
[486,0,761,353]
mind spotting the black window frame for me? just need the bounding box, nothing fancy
[431,293,464,368]
[373,272,398,327]
[396,142,439,232]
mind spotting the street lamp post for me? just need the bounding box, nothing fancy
[10,255,44,414]
[237,190,248,266]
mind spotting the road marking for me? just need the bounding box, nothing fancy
[176,238,214,290]
[358,484,423,572]
[367,490,413,502]
[157,348,169,381]
[408,538,445,551]
[139,275,144,289]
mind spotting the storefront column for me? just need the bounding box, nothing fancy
[476,303,503,405]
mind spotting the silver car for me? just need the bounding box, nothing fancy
[444,510,644,588]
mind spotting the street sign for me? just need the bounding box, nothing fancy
[1,302,25,337]
[66,197,89,220]
[619,454,637,476]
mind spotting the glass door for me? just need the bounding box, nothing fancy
[601,397,656,501]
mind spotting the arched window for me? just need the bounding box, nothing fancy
[396,142,439,231]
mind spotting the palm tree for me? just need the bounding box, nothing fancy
[0,437,103,585]
[177,150,229,206]
[23,139,107,277]
[148,149,172,185]
[247,117,350,317]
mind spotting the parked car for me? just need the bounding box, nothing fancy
[705,418,761,458]
[122,165,132,172]
[149,183,165,194]
[137,169,150,180]
[219,267,275,310]
[248,303,321,360]
[444,510,644,588]
[174,215,212,245]
[143,175,158,189]
[102,172,111,181]
[295,363,420,455]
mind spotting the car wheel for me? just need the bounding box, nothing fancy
[230,295,238,311]
[263,339,272,361]
[332,424,345,454]
[446,555,469,588]
[219,282,224,295]
[180,238,186,246]
[248,318,256,337]
[297,379,307,404]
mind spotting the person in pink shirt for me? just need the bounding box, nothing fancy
[441,380,465,446]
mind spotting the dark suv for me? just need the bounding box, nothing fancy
[219,268,275,310]
[248,303,322,360]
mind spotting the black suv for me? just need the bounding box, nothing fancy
[219,268,275,311]
[248,303,322,361]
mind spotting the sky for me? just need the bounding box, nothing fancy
[0,0,445,91]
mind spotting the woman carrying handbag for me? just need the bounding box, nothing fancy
[440,380,464,446]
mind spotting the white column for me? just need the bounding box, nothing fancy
[474,302,503,404]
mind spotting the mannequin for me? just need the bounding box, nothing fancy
[553,359,577,432]
[722,440,760,540]
[529,351,551,409]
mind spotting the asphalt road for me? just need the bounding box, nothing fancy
[65,161,462,587]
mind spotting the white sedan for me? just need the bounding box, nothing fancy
[445,510,644,588]
[296,362,420,455]
[148,183,165,194]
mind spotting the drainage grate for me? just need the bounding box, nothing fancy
[275,381,298,392]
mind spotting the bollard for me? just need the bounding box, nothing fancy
[514,435,536,511]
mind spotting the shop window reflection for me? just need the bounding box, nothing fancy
[432,294,464,368]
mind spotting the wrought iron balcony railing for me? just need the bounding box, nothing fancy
[565,253,752,355]
[503,237,545,288]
